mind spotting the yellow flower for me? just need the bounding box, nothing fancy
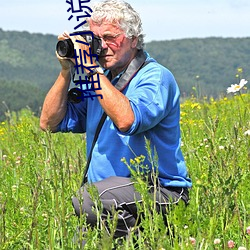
[237,67,243,73]
[135,157,141,164]
[130,159,135,165]
[191,103,201,109]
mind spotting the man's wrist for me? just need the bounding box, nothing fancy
[86,66,104,79]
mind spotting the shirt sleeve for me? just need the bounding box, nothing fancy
[56,100,87,133]
[119,63,180,135]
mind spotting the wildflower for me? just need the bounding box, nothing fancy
[191,103,201,109]
[135,157,141,164]
[244,130,250,136]
[214,238,221,244]
[227,79,248,93]
[228,240,235,248]
[42,213,48,221]
[69,164,74,171]
[246,226,250,235]
[196,180,202,185]
[237,67,243,73]
[189,237,196,246]
[238,247,246,250]
[121,157,126,163]
[219,145,224,150]
[130,159,135,165]
[12,185,18,192]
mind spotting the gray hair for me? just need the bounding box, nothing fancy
[86,0,145,49]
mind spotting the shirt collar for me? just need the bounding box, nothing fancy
[105,69,125,86]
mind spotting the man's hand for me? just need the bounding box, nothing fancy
[57,31,93,69]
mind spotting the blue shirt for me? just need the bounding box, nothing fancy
[57,52,192,188]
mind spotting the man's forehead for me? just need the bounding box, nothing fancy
[90,20,122,33]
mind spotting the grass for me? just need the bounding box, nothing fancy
[0,92,249,249]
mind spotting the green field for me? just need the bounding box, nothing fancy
[0,90,249,249]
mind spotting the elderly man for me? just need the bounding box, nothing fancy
[40,0,192,241]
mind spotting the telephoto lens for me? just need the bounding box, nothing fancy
[56,39,75,58]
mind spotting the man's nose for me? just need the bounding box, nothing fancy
[101,38,108,49]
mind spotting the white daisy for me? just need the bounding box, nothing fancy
[227,79,248,93]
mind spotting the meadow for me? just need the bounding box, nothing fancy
[0,89,249,249]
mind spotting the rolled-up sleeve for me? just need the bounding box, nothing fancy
[57,101,87,133]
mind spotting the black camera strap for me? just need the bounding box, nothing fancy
[81,50,150,186]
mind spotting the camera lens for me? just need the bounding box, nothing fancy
[56,39,74,58]
[68,88,82,103]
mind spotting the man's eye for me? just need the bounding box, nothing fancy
[104,35,115,41]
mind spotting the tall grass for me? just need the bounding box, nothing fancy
[0,93,249,249]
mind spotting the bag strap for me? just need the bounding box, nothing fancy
[81,112,107,185]
[81,50,149,185]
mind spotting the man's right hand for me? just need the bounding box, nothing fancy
[57,31,93,69]
[56,31,75,71]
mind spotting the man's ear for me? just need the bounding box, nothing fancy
[131,36,139,49]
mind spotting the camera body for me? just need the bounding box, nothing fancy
[56,31,102,58]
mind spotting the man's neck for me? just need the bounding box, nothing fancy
[110,50,139,80]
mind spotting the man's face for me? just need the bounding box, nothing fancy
[90,20,137,73]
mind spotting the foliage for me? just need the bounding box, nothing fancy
[0,28,60,90]
[0,28,61,121]
[0,92,249,249]
[0,79,46,121]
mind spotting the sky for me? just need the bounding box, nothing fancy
[1,0,250,42]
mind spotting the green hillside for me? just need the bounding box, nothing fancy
[0,28,249,120]
[0,29,60,120]
[0,29,60,88]
[145,37,250,97]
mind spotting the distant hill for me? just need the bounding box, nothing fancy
[145,37,250,98]
[0,29,60,89]
[0,29,60,120]
[0,28,249,120]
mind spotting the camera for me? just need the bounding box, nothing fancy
[56,31,102,58]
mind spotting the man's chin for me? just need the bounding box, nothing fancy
[99,59,113,70]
